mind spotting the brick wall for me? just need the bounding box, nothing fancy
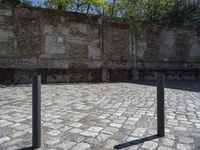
[0,5,200,83]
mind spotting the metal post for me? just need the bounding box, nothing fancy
[157,74,165,137]
[32,75,41,149]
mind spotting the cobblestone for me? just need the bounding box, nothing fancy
[0,137,10,145]
[57,141,76,149]
[162,138,174,147]
[71,142,91,150]
[142,141,158,149]
[179,137,194,144]
[0,81,200,149]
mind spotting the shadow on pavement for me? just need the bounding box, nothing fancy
[114,135,159,149]
[18,146,33,150]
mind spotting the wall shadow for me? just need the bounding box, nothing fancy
[1,80,200,92]
[114,135,159,149]
[132,80,200,92]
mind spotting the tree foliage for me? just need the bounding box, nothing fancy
[45,0,107,14]
[45,0,74,10]
[1,0,199,27]
[164,0,200,27]
[106,0,200,27]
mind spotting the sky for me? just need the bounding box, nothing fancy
[30,0,115,6]
[30,0,45,6]
[28,0,200,7]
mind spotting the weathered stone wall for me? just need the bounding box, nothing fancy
[0,5,200,83]
[135,23,200,80]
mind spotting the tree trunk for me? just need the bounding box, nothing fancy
[76,0,80,12]
[112,0,116,16]
[87,4,90,14]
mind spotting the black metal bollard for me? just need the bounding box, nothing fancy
[32,75,41,149]
[157,74,165,137]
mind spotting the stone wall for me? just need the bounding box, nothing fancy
[0,5,200,83]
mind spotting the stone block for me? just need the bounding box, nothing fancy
[44,35,66,55]
[102,69,110,82]
[136,41,147,58]
[0,16,4,22]
[88,61,102,69]
[43,25,54,35]
[0,29,14,42]
[47,75,70,83]
[88,45,101,60]
[70,23,87,34]
[0,9,12,16]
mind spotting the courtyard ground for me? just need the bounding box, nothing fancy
[0,81,200,150]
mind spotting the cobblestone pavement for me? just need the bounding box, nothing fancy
[0,81,200,150]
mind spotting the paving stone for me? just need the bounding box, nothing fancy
[177,143,192,150]
[0,82,200,150]
[69,128,83,134]
[142,141,158,149]
[80,131,99,137]
[0,122,13,127]
[132,128,146,137]
[49,124,64,129]
[24,128,32,133]
[162,138,174,147]
[47,130,61,136]
[50,115,60,119]
[97,133,111,142]
[14,124,29,130]
[109,123,122,128]
[101,130,114,135]
[0,136,10,144]
[6,146,19,150]
[51,119,63,123]
[70,123,83,128]
[84,137,102,147]
[11,131,26,138]
[45,137,60,145]
[104,139,118,148]
[126,137,138,142]
[0,120,8,124]
[0,138,23,148]
[88,126,103,132]
[158,146,175,150]
[195,123,200,128]
[104,127,119,133]
[174,126,187,131]
[57,141,76,150]
[128,117,139,122]
[60,126,72,131]
[71,142,91,150]
[179,137,194,144]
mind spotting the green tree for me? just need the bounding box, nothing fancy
[45,0,107,14]
[164,0,200,26]
[143,0,178,23]
[43,0,200,27]
[73,0,107,14]
[45,0,75,10]
[114,0,177,22]
[105,0,119,17]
